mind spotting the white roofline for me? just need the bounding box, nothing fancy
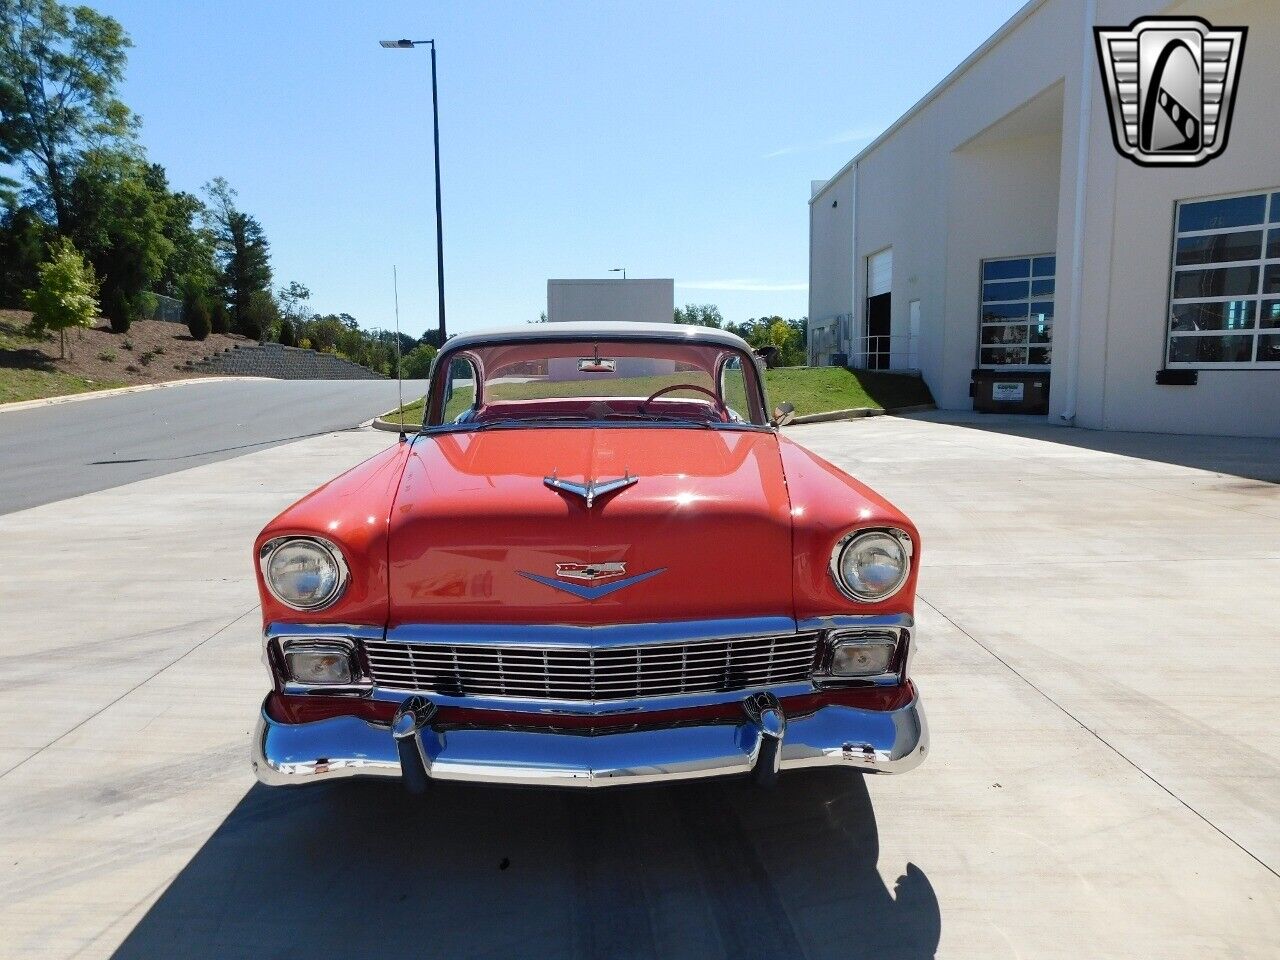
[809,0,1054,205]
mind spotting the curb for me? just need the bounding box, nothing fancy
[789,403,935,425]
[0,375,269,414]
[372,418,416,433]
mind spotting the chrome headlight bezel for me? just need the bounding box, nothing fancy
[259,536,350,611]
[828,528,913,603]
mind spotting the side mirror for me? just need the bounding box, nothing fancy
[772,401,796,427]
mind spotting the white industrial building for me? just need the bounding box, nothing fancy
[546,279,674,325]
[808,0,1279,436]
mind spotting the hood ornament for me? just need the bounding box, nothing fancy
[544,470,637,509]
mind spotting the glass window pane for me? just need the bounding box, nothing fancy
[981,302,1029,322]
[980,346,1027,365]
[444,358,477,421]
[1028,346,1052,365]
[1172,266,1259,299]
[1270,229,1280,260]
[981,324,1028,345]
[1170,300,1256,331]
[1031,278,1055,296]
[1266,265,1280,295]
[1168,335,1255,363]
[1258,334,1280,361]
[983,280,1029,301]
[720,357,749,421]
[983,259,1030,281]
[1032,256,1056,277]
[1272,194,1280,223]
[1175,230,1263,265]
[1030,301,1055,322]
[1177,194,1266,232]
[1260,300,1280,329]
[1029,322,1053,344]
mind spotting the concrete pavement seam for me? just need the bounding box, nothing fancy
[917,594,1280,881]
[0,603,261,782]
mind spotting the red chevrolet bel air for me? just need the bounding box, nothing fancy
[251,322,927,790]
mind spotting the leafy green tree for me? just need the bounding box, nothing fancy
[674,303,724,328]
[64,149,171,310]
[277,279,311,326]
[24,235,97,357]
[0,204,47,304]
[145,164,214,298]
[0,0,136,227]
[203,177,271,334]
[401,343,437,380]
[239,288,278,341]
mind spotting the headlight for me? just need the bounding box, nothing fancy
[829,632,898,676]
[829,529,912,602]
[260,537,349,610]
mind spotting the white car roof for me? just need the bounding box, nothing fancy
[440,322,755,354]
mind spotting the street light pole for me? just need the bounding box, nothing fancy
[380,38,447,341]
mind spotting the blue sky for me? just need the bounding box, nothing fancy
[94,0,1026,338]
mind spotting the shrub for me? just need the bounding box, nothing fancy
[139,351,154,366]
[278,318,297,347]
[97,351,116,363]
[24,237,99,359]
[183,288,212,342]
[105,288,134,334]
[210,301,230,335]
[122,338,134,351]
[238,289,279,341]
[297,336,312,350]
[152,345,165,355]
[125,363,141,373]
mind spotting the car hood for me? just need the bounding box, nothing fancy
[387,427,794,625]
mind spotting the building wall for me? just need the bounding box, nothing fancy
[807,172,854,364]
[808,0,1279,436]
[1065,0,1280,436]
[546,279,674,325]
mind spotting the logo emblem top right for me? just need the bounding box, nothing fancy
[1094,17,1247,167]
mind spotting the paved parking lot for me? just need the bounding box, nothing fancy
[0,412,1277,959]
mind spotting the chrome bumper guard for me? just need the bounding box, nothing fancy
[251,691,928,790]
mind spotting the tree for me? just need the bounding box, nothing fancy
[24,235,97,357]
[0,0,136,227]
[104,285,131,332]
[209,299,229,335]
[401,343,437,380]
[145,164,214,298]
[64,149,170,310]
[277,279,311,325]
[183,285,210,340]
[277,317,296,346]
[674,303,724,328]
[239,288,278,341]
[203,177,271,334]
[0,204,47,304]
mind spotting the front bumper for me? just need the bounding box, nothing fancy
[251,691,928,789]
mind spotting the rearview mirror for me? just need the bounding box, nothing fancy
[772,401,796,427]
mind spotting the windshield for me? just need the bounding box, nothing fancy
[424,338,765,428]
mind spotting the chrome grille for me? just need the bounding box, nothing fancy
[362,633,820,701]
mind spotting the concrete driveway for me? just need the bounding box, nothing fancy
[0,413,1276,959]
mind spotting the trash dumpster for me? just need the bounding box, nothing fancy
[970,369,1050,414]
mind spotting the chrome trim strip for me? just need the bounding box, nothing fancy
[251,693,928,788]
[797,612,914,632]
[266,623,386,641]
[366,680,819,715]
[385,616,799,649]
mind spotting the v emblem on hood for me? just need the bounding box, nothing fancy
[518,567,665,600]
[544,471,637,509]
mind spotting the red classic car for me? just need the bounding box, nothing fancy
[251,323,927,790]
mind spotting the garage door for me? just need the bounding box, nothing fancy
[867,249,892,297]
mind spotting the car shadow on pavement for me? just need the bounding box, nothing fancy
[110,770,939,960]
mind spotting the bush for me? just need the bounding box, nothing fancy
[122,338,134,351]
[210,301,230,335]
[24,237,100,359]
[238,289,279,341]
[183,288,211,341]
[139,351,154,366]
[97,351,116,363]
[401,343,438,380]
[106,288,134,333]
[278,318,297,347]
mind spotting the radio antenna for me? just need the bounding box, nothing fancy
[392,265,406,441]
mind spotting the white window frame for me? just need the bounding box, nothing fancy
[977,254,1056,371]
[1165,187,1280,370]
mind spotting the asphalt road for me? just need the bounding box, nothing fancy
[0,378,426,514]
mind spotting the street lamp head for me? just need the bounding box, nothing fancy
[379,39,415,48]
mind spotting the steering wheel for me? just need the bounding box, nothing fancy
[639,383,727,418]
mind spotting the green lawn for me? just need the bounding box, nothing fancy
[381,367,933,425]
[0,367,126,405]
